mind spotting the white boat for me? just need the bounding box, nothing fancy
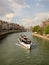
[18,35,32,49]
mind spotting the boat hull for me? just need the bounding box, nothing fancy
[18,39,32,49]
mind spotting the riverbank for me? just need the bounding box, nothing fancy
[32,33,49,40]
[0,30,27,39]
[0,30,15,39]
[0,30,21,39]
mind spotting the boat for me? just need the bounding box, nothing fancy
[18,35,32,49]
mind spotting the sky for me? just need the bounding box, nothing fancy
[0,0,49,27]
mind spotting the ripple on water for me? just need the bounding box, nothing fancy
[0,32,49,65]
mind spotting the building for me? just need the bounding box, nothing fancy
[42,18,49,27]
[0,20,2,32]
[2,21,9,31]
[0,19,26,33]
[8,23,13,30]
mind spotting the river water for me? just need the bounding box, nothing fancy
[0,32,49,65]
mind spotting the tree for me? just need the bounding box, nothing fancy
[32,25,43,34]
[44,25,49,34]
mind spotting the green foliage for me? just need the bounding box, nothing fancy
[32,25,43,34]
[44,25,49,34]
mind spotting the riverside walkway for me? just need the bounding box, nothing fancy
[33,33,49,40]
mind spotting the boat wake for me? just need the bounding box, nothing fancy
[16,42,37,49]
[16,43,30,49]
[16,43,21,47]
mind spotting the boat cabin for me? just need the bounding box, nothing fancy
[19,35,31,44]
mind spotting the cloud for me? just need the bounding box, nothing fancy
[45,0,49,1]
[20,18,33,27]
[32,12,49,26]
[20,17,41,27]
[35,0,42,2]
[0,13,15,22]
[5,13,15,18]
[0,0,30,22]
[20,12,49,27]
[36,3,44,8]
[35,12,49,19]
[8,0,30,9]
[0,0,14,22]
[0,0,49,27]
[0,0,13,16]
[22,18,33,23]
